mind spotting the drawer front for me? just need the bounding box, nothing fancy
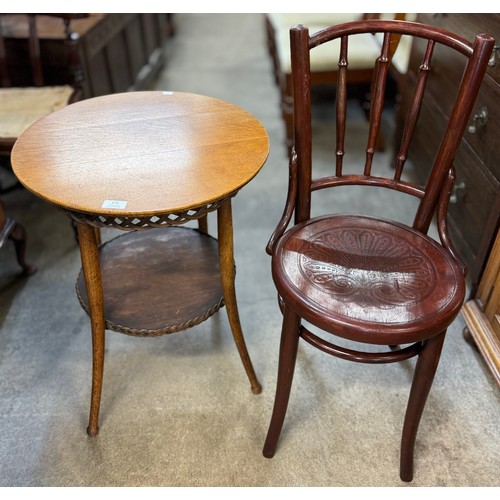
[448,141,500,282]
[418,14,500,83]
[404,79,440,186]
[404,14,500,286]
[406,37,467,121]
[405,94,499,283]
[465,75,500,182]
[408,14,499,120]
[408,42,481,121]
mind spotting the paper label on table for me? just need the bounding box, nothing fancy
[102,200,128,209]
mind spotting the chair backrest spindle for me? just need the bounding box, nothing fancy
[335,35,348,176]
[364,32,392,176]
[290,20,494,237]
[394,39,435,182]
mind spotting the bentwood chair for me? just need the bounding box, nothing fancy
[262,20,494,481]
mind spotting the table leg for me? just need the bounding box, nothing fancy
[217,199,262,394]
[77,222,105,436]
[198,214,208,234]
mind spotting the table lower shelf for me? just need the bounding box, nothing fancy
[76,227,225,336]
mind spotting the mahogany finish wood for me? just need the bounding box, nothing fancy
[396,14,500,389]
[11,91,269,436]
[262,20,494,482]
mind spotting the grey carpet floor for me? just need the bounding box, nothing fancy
[0,13,499,488]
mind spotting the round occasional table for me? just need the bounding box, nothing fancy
[11,91,269,436]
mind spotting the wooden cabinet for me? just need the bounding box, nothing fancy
[397,14,500,385]
[1,14,172,99]
[462,229,500,386]
[397,14,500,289]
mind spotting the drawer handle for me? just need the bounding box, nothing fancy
[488,44,500,67]
[450,181,466,204]
[468,106,488,134]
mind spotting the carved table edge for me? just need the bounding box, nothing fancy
[58,193,237,231]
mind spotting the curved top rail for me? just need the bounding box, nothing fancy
[298,20,494,57]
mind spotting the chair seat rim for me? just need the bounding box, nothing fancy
[272,214,466,345]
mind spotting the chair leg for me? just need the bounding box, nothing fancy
[400,330,446,482]
[8,220,37,275]
[263,306,301,458]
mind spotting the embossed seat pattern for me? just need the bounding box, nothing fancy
[274,215,465,341]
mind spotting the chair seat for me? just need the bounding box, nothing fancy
[0,85,74,139]
[272,214,466,345]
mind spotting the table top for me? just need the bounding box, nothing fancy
[11,91,269,216]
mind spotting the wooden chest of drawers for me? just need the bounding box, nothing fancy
[398,14,500,387]
[462,228,500,387]
[397,13,500,289]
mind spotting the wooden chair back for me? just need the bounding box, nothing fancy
[289,20,494,260]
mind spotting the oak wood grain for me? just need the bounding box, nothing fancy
[11,91,269,216]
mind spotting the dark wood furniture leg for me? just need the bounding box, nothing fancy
[400,330,446,482]
[0,203,36,275]
[8,219,36,275]
[77,222,105,437]
[217,199,262,394]
[263,306,301,457]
